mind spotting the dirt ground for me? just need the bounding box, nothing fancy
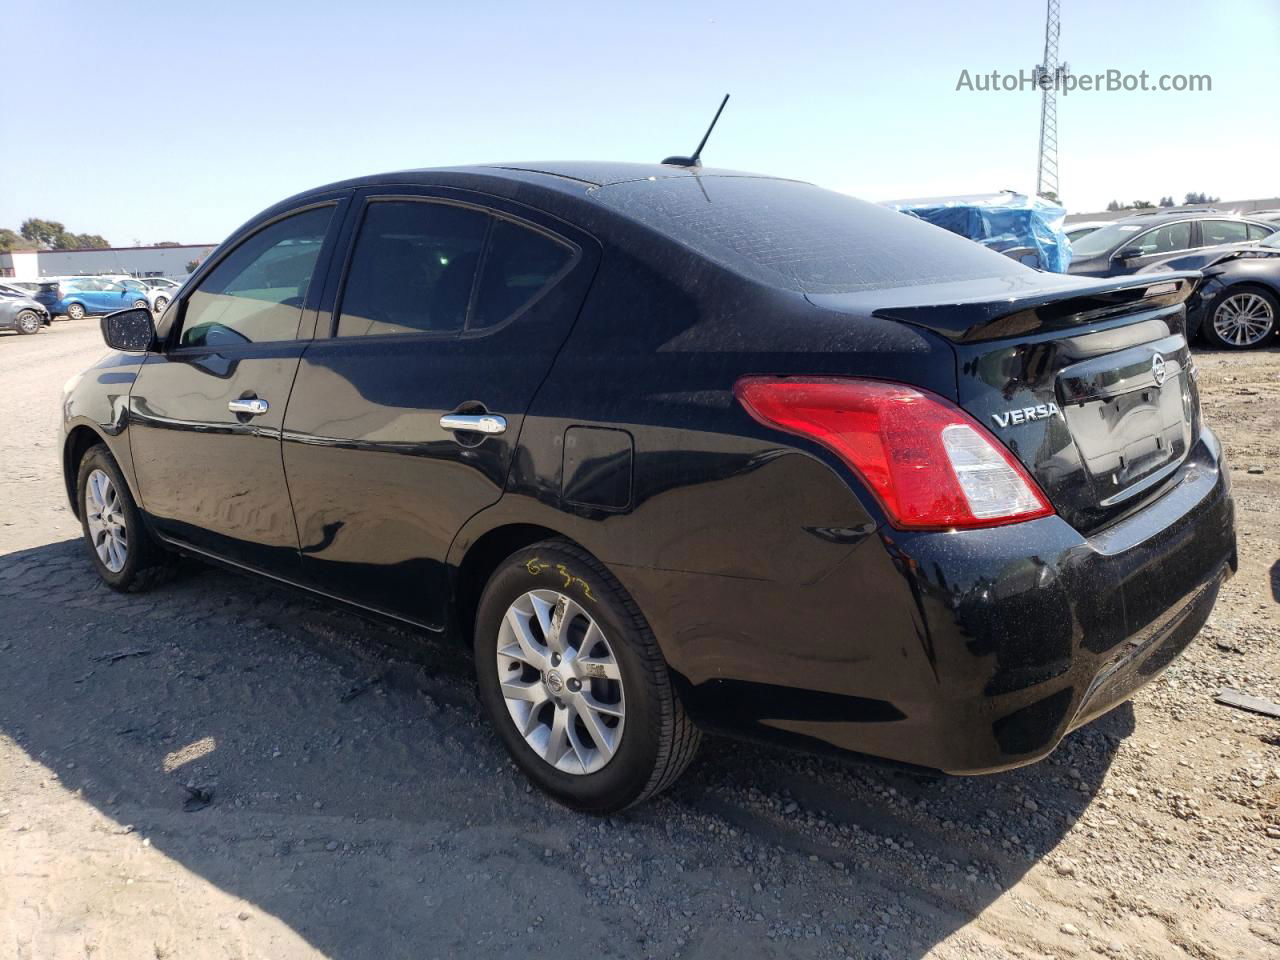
[1,321,1276,960]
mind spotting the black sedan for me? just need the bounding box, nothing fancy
[1142,231,1280,348]
[0,288,50,335]
[59,163,1235,811]
[1068,211,1275,277]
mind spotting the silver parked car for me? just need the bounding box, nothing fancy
[0,285,51,335]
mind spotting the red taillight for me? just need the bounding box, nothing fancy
[734,377,1054,530]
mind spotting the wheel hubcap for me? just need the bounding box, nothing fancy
[1213,293,1274,346]
[69,305,84,318]
[18,312,38,332]
[496,589,625,775]
[85,469,128,573]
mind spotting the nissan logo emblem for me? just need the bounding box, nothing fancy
[1151,354,1167,386]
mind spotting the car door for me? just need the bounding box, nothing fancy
[127,196,349,573]
[281,188,599,628]
[66,279,97,311]
[1114,220,1193,273]
[95,281,129,313]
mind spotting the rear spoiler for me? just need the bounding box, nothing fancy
[869,272,1201,343]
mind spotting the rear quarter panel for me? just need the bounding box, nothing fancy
[451,222,958,712]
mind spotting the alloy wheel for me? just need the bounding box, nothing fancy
[496,589,625,775]
[17,311,40,334]
[67,303,85,320]
[155,296,169,311]
[133,299,149,309]
[85,468,128,573]
[1213,293,1274,347]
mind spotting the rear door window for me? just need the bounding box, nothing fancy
[1202,220,1249,245]
[336,201,489,337]
[180,206,333,347]
[469,218,574,331]
[1247,223,1273,241]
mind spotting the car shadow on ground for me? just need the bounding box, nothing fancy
[0,539,1130,959]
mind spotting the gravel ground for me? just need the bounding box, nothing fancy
[0,321,1277,960]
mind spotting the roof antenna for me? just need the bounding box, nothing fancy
[663,94,730,168]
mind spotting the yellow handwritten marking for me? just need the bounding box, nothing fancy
[527,556,594,600]
[556,563,596,601]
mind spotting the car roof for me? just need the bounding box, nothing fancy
[286,161,797,204]
[477,161,791,186]
[1110,210,1260,225]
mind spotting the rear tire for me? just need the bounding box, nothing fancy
[132,299,149,310]
[1201,285,1278,350]
[15,310,42,334]
[76,444,173,592]
[154,295,169,312]
[473,539,700,813]
[66,302,86,320]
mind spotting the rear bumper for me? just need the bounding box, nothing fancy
[664,430,1235,774]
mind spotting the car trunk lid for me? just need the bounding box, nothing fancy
[808,273,1202,533]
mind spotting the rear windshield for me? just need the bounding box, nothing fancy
[593,176,1028,294]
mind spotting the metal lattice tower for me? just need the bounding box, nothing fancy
[1035,0,1067,199]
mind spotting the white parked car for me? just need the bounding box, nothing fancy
[139,277,183,312]
[117,277,182,313]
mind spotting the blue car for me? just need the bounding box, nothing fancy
[34,278,151,320]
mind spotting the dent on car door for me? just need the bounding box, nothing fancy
[126,198,348,572]
[281,192,599,628]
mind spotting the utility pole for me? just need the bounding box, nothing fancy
[1035,0,1067,200]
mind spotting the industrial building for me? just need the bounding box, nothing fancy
[0,242,219,281]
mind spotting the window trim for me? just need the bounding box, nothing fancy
[165,199,342,353]
[327,194,580,343]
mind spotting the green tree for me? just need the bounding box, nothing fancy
[1132,200,1155,209]
[1159,196,1175,207]
[1106,199,1122,212]
[16,218,112,249]
[20,218,68,248]
[0,228,24,252]
[63,233,109,249]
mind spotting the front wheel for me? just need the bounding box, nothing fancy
[154,295,169,312]
[1202,287,1278,349]
[132,299,149,310]
[473,540,700,812]
[15,310,42,334]
[76,444,173,591]
[66,302,86,320]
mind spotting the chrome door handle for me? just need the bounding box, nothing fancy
[228,398,269,416]
[439,413,507,435]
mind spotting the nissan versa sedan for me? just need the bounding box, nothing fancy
[60,162,1237,812]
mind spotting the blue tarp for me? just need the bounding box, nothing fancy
[884,192,1072,273]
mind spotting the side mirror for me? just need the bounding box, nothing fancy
[101,308,156,353]
[1117,246,1145,261]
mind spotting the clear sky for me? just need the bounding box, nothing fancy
[2,0,1276,245]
